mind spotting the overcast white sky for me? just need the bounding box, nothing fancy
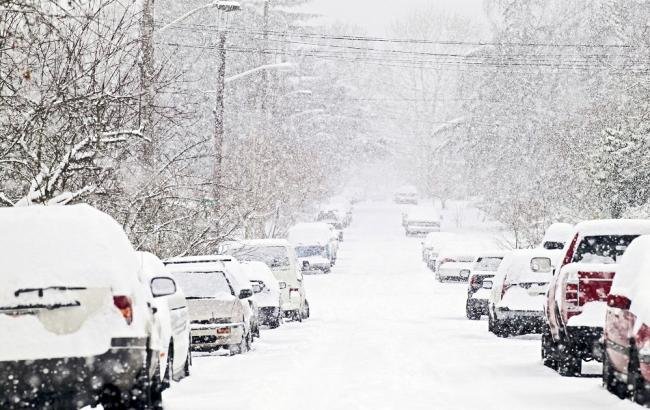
[302,0,488,36]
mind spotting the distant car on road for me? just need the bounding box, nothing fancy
[542,219,650,376]
[394,185,419,205]
[466,252,506,320]
[404,208,441,236]
[437,252,477,282]
[602,235,650,404]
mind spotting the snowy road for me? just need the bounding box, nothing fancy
[165,202,637,410]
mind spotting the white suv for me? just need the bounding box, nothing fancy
[0,205,160,409]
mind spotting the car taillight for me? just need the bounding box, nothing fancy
[470,276,481,291]
[564,278,579,321]
[289,288,299,292]
[501,283,513,298]
[607,294,631,310]
[562,233,579,267]
[113,296,133,325]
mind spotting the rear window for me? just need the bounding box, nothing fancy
[573,235,639,264]
[543,241,564,250]
[173,271,233,299]
[475,257,503,271]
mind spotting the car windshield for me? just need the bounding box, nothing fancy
[573,235,639,264]
[172,271,232,299]
[475,257,503,271]
[230,246,290,268]
[295,246,327,258]
[543,241,564,250]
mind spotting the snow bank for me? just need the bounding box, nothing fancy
[0,204,137,301]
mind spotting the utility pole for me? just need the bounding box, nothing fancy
[260,0,270,110]
[140,0,155,166]
[213,30,228,206]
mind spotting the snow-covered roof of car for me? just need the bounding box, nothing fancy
[164,255,229,265]
[498,249,563,283]
[235,239,291,247]
[611,235,650,302]
[0,204,137,296]
[288,222,333,245]
[542,223,574,244]
[575,219,650,236]
[136,251,167,281]
[240,261,279,290]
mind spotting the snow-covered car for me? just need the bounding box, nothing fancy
[403,207,441,236]
[421,232,460,270]
[219,239,310,322]
[137,251,192,387]
[543,219,650,376]
[0,205,161,409]
[164,257,254,355]
[436,250,477,281]
[541,222,574,250]
[295,244,332,273]
[465,252,506,320]
[488,249,562,337]
[288,222,339,267]
[317,209,346,232]
[394,185,419,204]
[240,261,283,328]
[602,235,650,404]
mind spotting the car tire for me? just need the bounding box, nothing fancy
[629,344,650,404]
[295,309,303,322]
[603,350,628,399]
[557,337,581,377]
[184,346,191,377]
[302,300,310,319]
[466,300,481,320]
[229,333,249,356]
[494,319,509,338]
[162,345,173,390]
[541,325,558,369]
[129,350,163,410]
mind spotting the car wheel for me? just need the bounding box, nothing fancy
[603,350,627,399]
[184,346,191,377]
[295,309,303,322]
[466,301,480,320]
[230,333,248,356]
[541,325,558,369]
[494,319,509,338]
[129,350,163,410]
[557,337,581,377]
[488,312,494,333]
[628,344,650,404]
[302,300,310,319]
[162,345,173,390]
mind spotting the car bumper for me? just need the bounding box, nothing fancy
[0,337,148,408]
[190,323,244,350]
[566,325,604,362]
[467,298,489,315]
[496,308,545,329]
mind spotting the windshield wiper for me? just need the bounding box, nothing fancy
[186,296,212,300]
[14,286,87,297]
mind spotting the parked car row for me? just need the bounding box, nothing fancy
[422,219,650,406]
[0,199,355,409]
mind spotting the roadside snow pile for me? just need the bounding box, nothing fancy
[0,204,137,300]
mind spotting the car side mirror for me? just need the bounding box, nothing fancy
[278,281,287,290]
[151,277,176,298]
[239,289,253,299]
[482,280,493,290]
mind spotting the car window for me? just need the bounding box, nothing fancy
[543,241,564,250]
[173,271,233,298]
[295,246,327,258]
[475,257,503,271]
[228,246,290,268]
[573,235,639,264]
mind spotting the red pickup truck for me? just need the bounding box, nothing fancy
[542,220,650,376]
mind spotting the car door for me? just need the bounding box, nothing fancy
[163,277,190,379]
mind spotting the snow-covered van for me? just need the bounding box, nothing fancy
[164,257,254,355]
[541,223,574,250]
[543,219,650,376]
[288,223,337,272]
[219,239,310,322]
[488,249,562,336]
[241,261,282,328]
[0,205,160,409]
[465,252,506,320]
[603,235,650,403]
